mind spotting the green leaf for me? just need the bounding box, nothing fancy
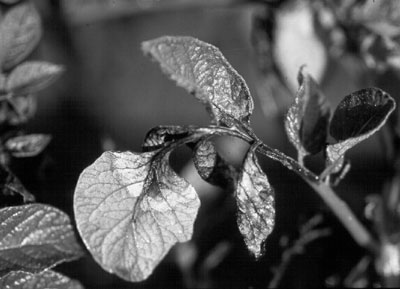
[192,138,237,189]
[0,204,84,276]
[0,2,42,71]
[6,62,64,95]
[0,270,84,289]
[285,67,330,161]
[5,134,51,158]
[74,150,200,282]
[327,88,396,167]
[142,36,254,126]
[0,166,34,203]
[142,125,192,152]
[236,144,275,258]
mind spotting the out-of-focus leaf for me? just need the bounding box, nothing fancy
[142,125,192,152]
[142,36,254,126]
[235,144,275,258]
[285,67,330,161]
[0,270,84,289]
[0,2,42,71]
[5,134,51,158]
[6,94,36,125]
[192,138,237,189]
[0,204,84,276]
[0,166,34,202]
[6,62,64,95]
[74,150,200,282]
[327,88,395,167]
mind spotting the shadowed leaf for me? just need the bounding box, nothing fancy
[327,88,395,168]
[3,94,36,126]
[0,204,84,276]
[0,166,34,202]
[142,36,254,126]
[6,62,64,95]
[0,2,42,71]
[192,138,237,189]
[74,150,200,282]
[5,134,51,158]
[0,270,84,289]
[236,144,275,258]
[285,67,330,161]
[142,125,192,152]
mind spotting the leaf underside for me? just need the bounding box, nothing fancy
[74,150,200,282]
[327,87,396,166]
[142,36,254,126]
[0,204,84,276]
[0,270,84,289]
[236,144,275,258]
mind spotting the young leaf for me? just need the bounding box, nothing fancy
[0,166,34,203]
[142,36,254,126]
[0,2,42,71]
[0,270,84,289]
[74,150,200,282]
[285,67,330,161]
[327,88,396,166]
[142,125,192,152]
[0,204,84,276]
[235,144,275,258]
[192,138,238,189]
[6,62,64,95]
[5,134,51,158]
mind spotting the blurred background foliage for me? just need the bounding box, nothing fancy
[10,0,400,287]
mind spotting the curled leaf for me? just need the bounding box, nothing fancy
[5,134,51,158]
[327,88,396,166]
[74,150,200,282]
[0,166,34,202]
[192,138,237,189]
[142,125,192,152]
[236,144,275,258]
[285,67,330,161]
[0,204,84,276]
[0,270,84,289]
[0,2,42,71]
[6,62,64,95]
[142,36,254,126]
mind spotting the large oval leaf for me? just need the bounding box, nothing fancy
[327,88,396,167]
[142,36,254,126]
[285,67,330,161]
[236,144,275,258]
[0,270,84,289]
[74,150,200,282]
[0,204,84,276]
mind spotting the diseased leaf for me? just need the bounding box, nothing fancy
[142,36,254,126]
[0,204,84,276]
[142,125,192,152]
[327,88,396,167]
[0,2,42,71]
[0,270,84,289]
[192,138,238,189]
[6,62,64,95]
[5,134,51,158]
[236,144,275,258]
[74,150,200,282]
[285,67,330,161]
[0,166,34,203]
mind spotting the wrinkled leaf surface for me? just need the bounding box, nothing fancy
[236,144,275,258]
[0,270,84,289]
[5,134,51,158]
[0,204,84,276]
[142,125,192,152]
[74,150,200,282]
[142,36,254,126]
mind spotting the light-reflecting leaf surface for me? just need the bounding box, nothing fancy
[142,36,254,126]
[0,270,84,289]
[0,204,84,276]
[236,144,275,258]
[74,150,200,282]
[6,62,64,95]
[5,134,51,158]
